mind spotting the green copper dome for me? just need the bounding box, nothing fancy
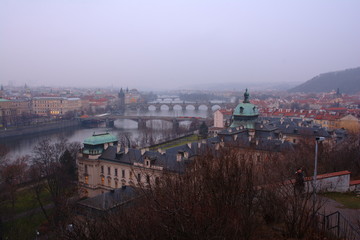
[232,89,259,117]
[84,133,118,145]
[230,89,259,128]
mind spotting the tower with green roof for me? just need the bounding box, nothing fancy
[230,89,259,129]
[82,132,118,156]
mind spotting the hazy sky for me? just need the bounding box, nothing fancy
[1,0,359,90]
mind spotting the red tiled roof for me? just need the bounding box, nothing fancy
[304,170,351,181]
[219,109,233,115]
[325,107,347,111]
[350,179,360,186]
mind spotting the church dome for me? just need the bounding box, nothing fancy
[232,89,259,117]
[230,89,259,128]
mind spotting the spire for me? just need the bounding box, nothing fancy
[243,89,250,103]
[118,87,125,97]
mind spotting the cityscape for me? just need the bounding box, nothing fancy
[1,1,360,240]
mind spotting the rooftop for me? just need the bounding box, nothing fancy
[84,132,118,145]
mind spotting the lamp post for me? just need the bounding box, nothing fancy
[313,136,325,216]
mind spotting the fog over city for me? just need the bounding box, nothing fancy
[1,0,359,90]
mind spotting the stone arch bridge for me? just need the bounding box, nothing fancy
[79,115,211,130]
[126,102,233,111]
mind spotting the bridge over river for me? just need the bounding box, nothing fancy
[126,101,234,111]
[79,115,212,130]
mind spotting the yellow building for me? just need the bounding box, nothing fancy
[314,114,360,133]
[338,115,360,133]
[77,133,164,197]
[32,97,81,116]
[0,98,31,127]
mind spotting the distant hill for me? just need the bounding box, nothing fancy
[289,67,360,94]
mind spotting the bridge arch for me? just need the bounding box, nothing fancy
[211,104,222,111]
[159,104,170,111]
[197,104,209,110]
[185,104,196,110]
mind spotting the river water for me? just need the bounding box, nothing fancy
[1,106,216,160]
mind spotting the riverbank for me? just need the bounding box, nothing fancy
[0,119,81,139]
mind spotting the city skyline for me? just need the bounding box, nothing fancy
[1,0,360,90]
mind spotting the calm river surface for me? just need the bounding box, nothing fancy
[2,106,215,159]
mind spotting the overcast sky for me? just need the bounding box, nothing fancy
[0,0,359,90]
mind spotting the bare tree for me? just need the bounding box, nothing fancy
[59,142,331,240]
[31,138,79,225]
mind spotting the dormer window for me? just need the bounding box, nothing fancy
[145,159,150,167]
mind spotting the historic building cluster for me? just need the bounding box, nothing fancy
[77,90,344,197]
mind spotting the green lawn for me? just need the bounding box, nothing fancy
[1,187,51,214]
[0,187,53,239]
[322,192,360,209]
[2,211,50,240]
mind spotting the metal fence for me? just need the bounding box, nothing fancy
[318,211,360,240]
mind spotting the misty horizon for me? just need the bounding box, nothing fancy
[1,1,359,90]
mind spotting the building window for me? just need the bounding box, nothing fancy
[101,177,104,185]
[85,165,88,174]
[137,173,141,182]
[108,167,111,175]
[146,175,150,183]
[129,171,133,179]
[146,160,150,166]
[85,176,88,184]
[122,169,125,178]
[108,178,111,186]
[101,166,104,174]
[115,181,118,188]
[114,168,118,176]
[155,177,160,186]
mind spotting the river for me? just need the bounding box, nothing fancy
[1,106,216,160]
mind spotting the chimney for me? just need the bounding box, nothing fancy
[104,143,108,150]
[125,146,129,154]
[141,148,146,155]
[198,142,201,149]
[117,143,120,153]
[187,142,192,149]
[256,139,259,145]
[233,134,238,141]
[215,143,220,150]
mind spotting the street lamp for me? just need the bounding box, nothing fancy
[313,136,325,215]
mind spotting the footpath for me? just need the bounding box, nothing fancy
[320,196,360,233]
